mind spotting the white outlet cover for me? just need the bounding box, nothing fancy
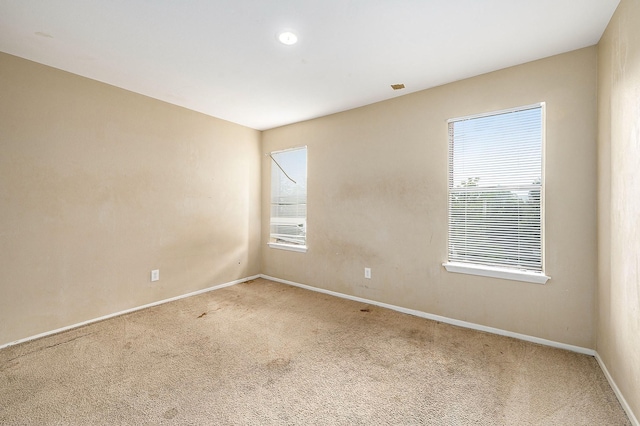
[364,268,371,279]
[151,269,160,282]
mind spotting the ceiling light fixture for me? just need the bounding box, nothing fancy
[278,31,298,45]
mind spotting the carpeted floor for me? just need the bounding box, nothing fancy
[0,278,630,425]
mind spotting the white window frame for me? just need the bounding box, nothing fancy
[268,146,307,253]
[442,103,550,284]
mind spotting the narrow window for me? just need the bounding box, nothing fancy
[269,146,307,252]
[444,104,548,283]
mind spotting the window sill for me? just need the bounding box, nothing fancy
[442,262,550,284]
[268,242,307,253]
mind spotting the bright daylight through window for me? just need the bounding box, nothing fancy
[269,146,307,252]
[444,104,549,284]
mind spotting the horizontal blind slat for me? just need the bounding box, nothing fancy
[447,106,543,273]
[270,147,308,246]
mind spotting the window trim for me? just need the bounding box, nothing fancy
[442,261,550,284]
[267,242,308,253]
[444,103,549,283]
[446,102,544,124]
[268,145,307,253]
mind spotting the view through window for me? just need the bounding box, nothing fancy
[270,146,307,249]
[447,104,544,273]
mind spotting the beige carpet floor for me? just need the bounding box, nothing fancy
[0,278,630,425]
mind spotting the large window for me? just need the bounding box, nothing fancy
[269,146,307,252]
[444,104,549,284]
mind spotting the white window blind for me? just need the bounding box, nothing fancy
[270,146,307,247]
[447,104,543,273]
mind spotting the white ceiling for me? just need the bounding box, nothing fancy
[0,0,620,130]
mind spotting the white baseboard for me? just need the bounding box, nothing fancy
[3,273,635,424]
[595,352,639,426]
[0,275,260,350]
[260,274,595,356]
[261,274,640,423]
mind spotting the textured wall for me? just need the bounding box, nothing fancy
[0,53,262,346]
[262,47,598,349]
[597,0,640,420]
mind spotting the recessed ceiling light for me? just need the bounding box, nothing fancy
[278,31,298,45]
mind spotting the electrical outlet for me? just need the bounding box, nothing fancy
[151,269,160,282]
[364,267,371,279]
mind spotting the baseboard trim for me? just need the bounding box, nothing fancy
[260,274,595,356]
[4,273,634,424]
[595,352,639,426]
[0,275,260,350]
[259,275,640,421]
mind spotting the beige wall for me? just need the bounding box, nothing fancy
[1,13,636,420]
[597,0,640,420]
[262,47,598,349]
[0,52,262,346]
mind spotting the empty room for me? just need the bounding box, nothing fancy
[1,0,639,424]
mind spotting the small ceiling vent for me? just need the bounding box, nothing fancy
[391,84,405,90]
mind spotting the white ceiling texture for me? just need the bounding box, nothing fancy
[0,0,620,130]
